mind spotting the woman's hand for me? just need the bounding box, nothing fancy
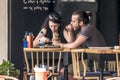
[52,39,61,47]
[43,37,51,43]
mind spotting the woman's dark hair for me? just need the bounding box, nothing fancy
[41,12,65,40]
[41,12,62,29]
[48,12,62,24]
[72,10,89,24]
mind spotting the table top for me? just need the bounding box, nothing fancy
[24,48,63,52]
[85,49,114,54]
[113,49,120,53]
[23,47,120,54]
[24,48,72,52]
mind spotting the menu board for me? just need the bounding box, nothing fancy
[23,0,56,36]
[23,0,56,11]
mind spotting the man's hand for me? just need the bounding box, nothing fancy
[65,24,74,31]
[64,24,76,43]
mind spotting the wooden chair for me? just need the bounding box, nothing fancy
[23,48,63,80]
[105,58,120,79]
[85,48,119,80]
[71,49,99,80]
[100,61,117,80]
[105,49,120,80]
[105,77,120,80]
[114,50,120,77]
[0,75,18,80]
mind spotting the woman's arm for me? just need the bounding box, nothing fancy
[33,33,41,47]
[33,28,47,47]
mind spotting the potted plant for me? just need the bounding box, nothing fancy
[0,60,20,78]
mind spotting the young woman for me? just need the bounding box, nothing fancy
[33,12,66,47]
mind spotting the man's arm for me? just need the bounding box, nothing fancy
[53,34,87,48]
[61,35,87,48]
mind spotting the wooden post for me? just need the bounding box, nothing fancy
[118,34,120,49]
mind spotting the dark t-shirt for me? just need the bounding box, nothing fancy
[80,24,106,48]
[79,24,107,62]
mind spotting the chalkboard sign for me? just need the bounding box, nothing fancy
[23,0,56,36]
[23,0,56,11]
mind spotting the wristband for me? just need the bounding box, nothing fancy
[61,44,64,48]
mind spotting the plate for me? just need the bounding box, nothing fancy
[52,38,60,40]
[44,45,60,48]
[88,47,113,50]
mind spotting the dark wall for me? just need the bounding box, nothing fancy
[8,0,24,79]
[118,0,120,34]
[59,2,97,25]
[98,0,119,46]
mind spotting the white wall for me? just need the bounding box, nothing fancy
[0,0,8,63]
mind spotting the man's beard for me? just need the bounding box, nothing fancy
[74,25,81,30]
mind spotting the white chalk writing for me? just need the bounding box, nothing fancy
[23,0,55,11]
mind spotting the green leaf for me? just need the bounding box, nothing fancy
[0,60,20,78]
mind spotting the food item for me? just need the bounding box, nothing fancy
[53,32,59,39]
[44,44,49,47]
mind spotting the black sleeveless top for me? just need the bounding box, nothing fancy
[45,27,67,43]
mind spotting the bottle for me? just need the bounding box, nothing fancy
[23,38,28,48]
[23,31,28,48]
[26,32,34,48]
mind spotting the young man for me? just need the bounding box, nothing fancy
[53,10,106,80]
